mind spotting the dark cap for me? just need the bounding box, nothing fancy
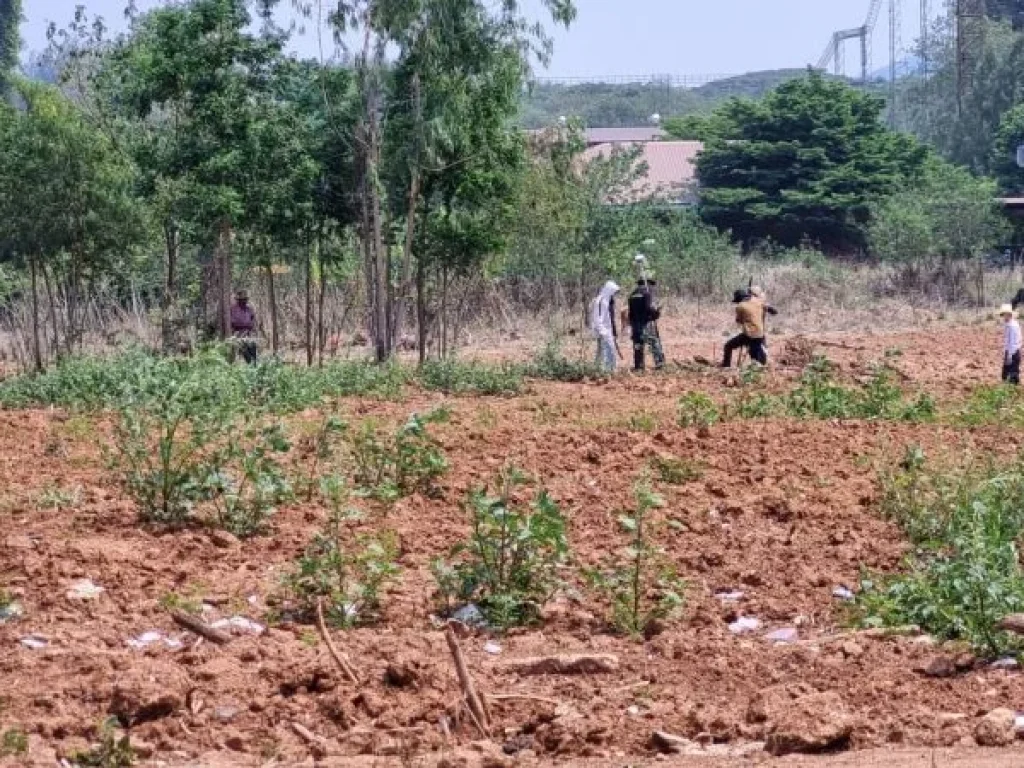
[732,289,748,303]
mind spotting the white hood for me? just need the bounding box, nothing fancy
[591,281,620,337]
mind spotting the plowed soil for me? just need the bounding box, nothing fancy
[3,324,1024,767]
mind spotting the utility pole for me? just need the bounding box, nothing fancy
[920,0,930,78]
[889,0,899,127]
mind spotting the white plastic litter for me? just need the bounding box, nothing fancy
[483,641,502,655]
[66,579,104,601]
[832,586,855,601]
[127,631,183,650]
[1015,714,1024,733]
[992,657,1020,670]
[716,591,745,602]
[20,634,48,649]
[765,627,799,644]
[728,617,761,635]
[210,616,265,635]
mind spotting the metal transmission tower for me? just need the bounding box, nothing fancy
[817,0,884,82]
[920,0,930,77]
[956,0,986,114]
[889,0,902,126]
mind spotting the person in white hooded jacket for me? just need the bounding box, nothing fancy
[591,280,621,372]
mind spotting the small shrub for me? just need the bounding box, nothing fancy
[35,483,83,511]
[953,384,1024,427]
[526,341,605,383]
[677,392,719,428]
[651,455,703,485]
[786,356,857,419]
[417,359,523,395]
[585,482,685,637]
[71,718,135,767]
[856,450,1024,656]
[432,466,568,628]
[349,409,449,502]
[627,410,658,433]
[282,486,400,628]
[1,728,27,758]
[203,422,294,538]
[292,415,348,502]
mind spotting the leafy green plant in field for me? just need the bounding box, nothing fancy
[1,728,27,758]
[785,356,858,419]
[202,422,293,538]
[952,384,1024,427]
[71,718,135,767]
[349,409,449,502]
[417,359,523,395]
[627,409,658,433]
[432,466,568,628]
[856,449,1024,656]
[282,482,399,628]
[35,483,83,511]
[651,455,703,485]
[585,482,685,637]
[525,340,605,383]
[293,415,347,502]
[677,392,719,428]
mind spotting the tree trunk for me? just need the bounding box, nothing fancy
[394,72,422,351]
[416,253,427,365]
[161,219,181,353]
[29,254,42,373]
[41,261,61,357]
[266,262,279,355]
[317,230,327,367]
[305,235,314,367]
[215,220,233,340]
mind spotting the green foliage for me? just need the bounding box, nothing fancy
[525,340,606,382]
[992,103,1024,195]
[0,727,27,758]
[697,72,928,252]
[953,384,1024,427]
[432,467,568,628]
[857,451,1024,656]
[651,455,703,485]
[627,410,658,434]
[349,409,449,502]
[0,0,21,97]
[677,392,719,428]
[785,357,934,422]
[283,492,400,628]
[72,718,136,767]
[294,416,347,502]
[585,482,685,637]
[417,359,523,395]
[868,158,1009,299]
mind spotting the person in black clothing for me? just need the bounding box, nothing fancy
[1011,287,1024,311]
[626,279,666,372]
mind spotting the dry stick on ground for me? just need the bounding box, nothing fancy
[488,694,561,708]
[170,610,231,645]
[444,621,490,737]
[290,721,329,756]
[316,598,360,684]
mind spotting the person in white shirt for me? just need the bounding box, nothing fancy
[590,281,621,372]
[1000,303,1021,385]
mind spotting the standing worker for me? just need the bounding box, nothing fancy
[1000,303,1021,385]
[626,254,665,372]
[722,285,776,368]
[230,289,258,364]
[590,280,622,372]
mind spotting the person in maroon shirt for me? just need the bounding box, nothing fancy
[230,290,258,363]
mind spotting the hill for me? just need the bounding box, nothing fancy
[520,68,847,129]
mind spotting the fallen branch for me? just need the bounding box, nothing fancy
[497,653,619,676]
[316,598,360,684]
[290,721,329,756]
[444,621,490,736]
[998,614,1024,634]
[488,694,561,707]
[170,610,231,645]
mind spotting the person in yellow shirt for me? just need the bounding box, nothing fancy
[721,286,776,368]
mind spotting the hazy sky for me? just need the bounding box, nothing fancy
[22,0,935,79]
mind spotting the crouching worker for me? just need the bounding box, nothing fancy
[590,281,622,372]
[722,286,776,368]
[1000,303,1021,385]
[231,290,258,364]
[627,279,665,372]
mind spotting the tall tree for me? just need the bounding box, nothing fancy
[696,72,929,253]
[0,0,21,97]
[993,104,1024,195]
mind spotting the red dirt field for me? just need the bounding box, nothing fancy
[3,324,1024,767]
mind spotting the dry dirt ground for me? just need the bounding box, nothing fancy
[3,323,1024,767]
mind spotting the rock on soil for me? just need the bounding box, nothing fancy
[748,685,854,756]
[975,708,1017,747]
[109,660,190,725]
